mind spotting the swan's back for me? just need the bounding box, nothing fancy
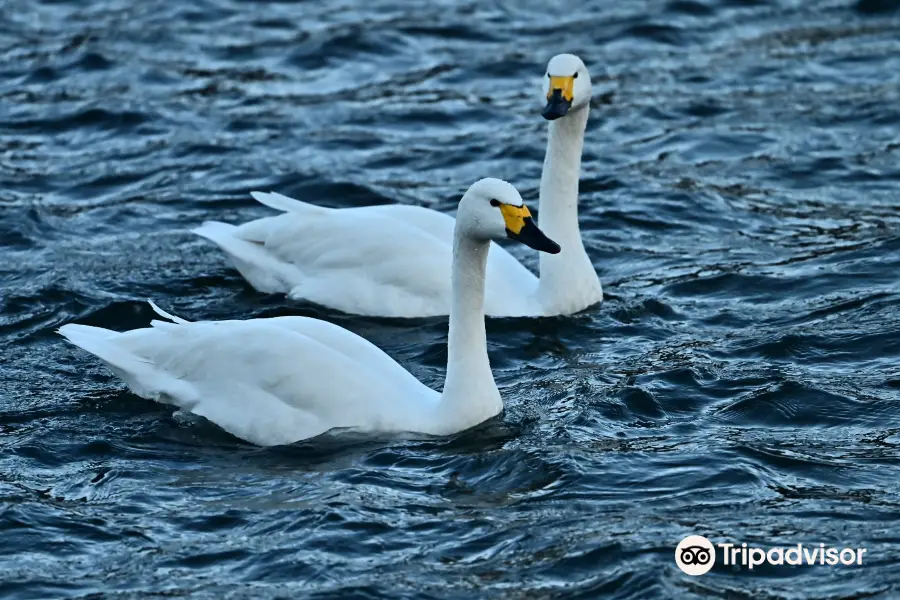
[196,194,542,317]
[60,314,439,445]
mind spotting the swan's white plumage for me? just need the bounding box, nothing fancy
[536,53,604,315]
[61,178,554,446]
[194,55,602,319]
[61,304,436,445]
[195,198,540,317]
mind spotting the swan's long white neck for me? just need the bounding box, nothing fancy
[436,230,502,430]
[537,105,603,314]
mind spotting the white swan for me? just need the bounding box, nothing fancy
[194,53,600,318]
[536,53,604,315]
[59,179,560,446]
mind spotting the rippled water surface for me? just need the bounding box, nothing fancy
[3,0,900,597]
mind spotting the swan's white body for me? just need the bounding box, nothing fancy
[195,54,602,318]
[194,197,541,318]
[59,307,438,445]
[60,179,558,446]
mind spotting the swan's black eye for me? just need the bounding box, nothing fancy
[573,72,579,78]
[490,198,500,207]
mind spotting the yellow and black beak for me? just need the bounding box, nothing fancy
[542,75,574,121]
[499,204,561,254]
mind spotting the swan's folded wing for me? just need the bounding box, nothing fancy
[354,204,458,241]
[262,315,426,394]
[216,196,539,316]
[97,319,436,445]
[250,191,457,242]
[235,210,457,316]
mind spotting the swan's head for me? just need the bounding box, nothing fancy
[542,53,592,121]
[458,178,560,254]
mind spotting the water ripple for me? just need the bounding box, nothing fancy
[2,0,900,598]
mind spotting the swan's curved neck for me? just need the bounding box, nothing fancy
[437,231,502,429]
[537,106,602,314]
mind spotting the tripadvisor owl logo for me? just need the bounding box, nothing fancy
[675,535,716,576]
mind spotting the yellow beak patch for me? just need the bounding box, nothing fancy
[547,75,575,102]
[499,203,532,235]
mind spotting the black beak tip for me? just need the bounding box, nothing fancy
[542,89,571,120]
[506,219,562,254]
[542,106,564,121]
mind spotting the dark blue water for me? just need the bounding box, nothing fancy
[3,0,900,597]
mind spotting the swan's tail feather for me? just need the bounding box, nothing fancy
[59,324,198,406]
[59,324,151,368]
[58,323,118,341]
[192,220,297,294]
[148,300,190,324]
[250,191,327,215]
[192,220,240,245]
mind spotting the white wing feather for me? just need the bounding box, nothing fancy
[59,312,438,446]
[194,193,539,317]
